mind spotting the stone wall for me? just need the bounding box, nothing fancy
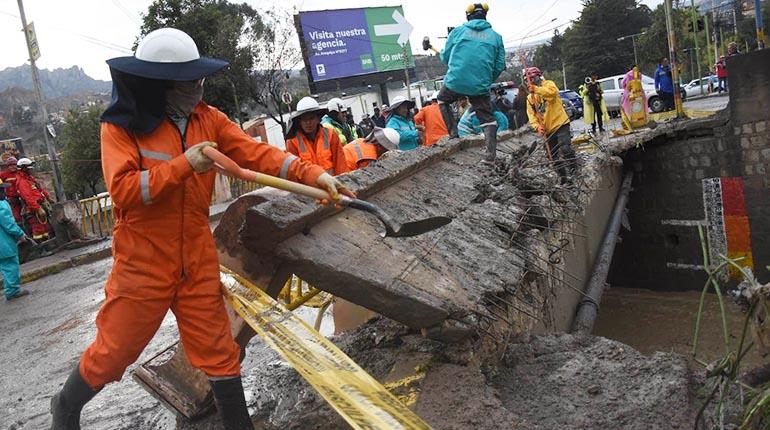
[609,49,770,291]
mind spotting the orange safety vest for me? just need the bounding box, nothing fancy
[342,138,380,171]
[414,104,448,146]
[285,127,349,176]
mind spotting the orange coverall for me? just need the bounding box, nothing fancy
[79,103,324,389]
[285,127,349,176]
[0,170,21,223]
[16,169,52,239]
[342,138,379,171]
[413,104,448,147]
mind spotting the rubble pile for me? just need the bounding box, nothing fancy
[202,133,711,429]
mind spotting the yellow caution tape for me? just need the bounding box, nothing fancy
[220,267,432,430]
[649,108,717,122]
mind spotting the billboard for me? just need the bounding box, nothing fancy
[295,6,416,93]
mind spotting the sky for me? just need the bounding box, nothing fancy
[0,0,664,81]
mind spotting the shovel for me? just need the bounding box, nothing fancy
[202,147,452,238]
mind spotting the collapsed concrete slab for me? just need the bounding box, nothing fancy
[214,131,612,335]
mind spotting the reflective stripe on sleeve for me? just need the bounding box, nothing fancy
[353,143,363,160]
[140,170,152,205]
[279,154,298,179]
[139,149,172,161]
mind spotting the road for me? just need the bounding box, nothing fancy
[1,254,332,430]
[569,94,729,134]
[1,93,731,430]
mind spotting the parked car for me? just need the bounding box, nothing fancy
[562,99,577,120]
[559,90,583,119]
[597,74,686,114]
[684,75,718,98]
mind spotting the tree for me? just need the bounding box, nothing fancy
[634,4,690,79]
[247,8,303,135]
[533,30,565,80]
[139,0,270,119]
[60,107,104,198]
[561,0,652,88]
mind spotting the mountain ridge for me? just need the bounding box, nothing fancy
[0,65,110,99]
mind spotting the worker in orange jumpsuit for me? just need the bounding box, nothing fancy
[15,157,53,240]
[0,157,22,224]
[414,92,448,146]
[342,127,400,171]
[50,28,351,430]
[285,97,350,176]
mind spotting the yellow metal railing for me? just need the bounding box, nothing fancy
[79,176,261,238]
[229,177,260,196]
[80,193,114,237]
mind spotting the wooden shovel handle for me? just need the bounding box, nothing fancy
[202,146,331,201]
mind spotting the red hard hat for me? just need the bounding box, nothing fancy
[525,67,542,79]
[5,156,17,166]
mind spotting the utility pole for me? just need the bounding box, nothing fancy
[713,11,720,61]
[664,0,685,118]
[705,12,713,65]
[690,0,703,94]
[562,62,567,90]
[755,0,765,49]
[16,0,65,201]
[616,32,646,66]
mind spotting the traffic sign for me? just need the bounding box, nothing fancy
[281,92,292,105]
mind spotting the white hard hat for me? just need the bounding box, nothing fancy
[389,96,415,112]
[106,28,229,81]
[136,28,200,63]
[295,96,322,112]
[365,127,400,150]
[17,157,34,168]
[286,96,328,138]
[326,97,346,113]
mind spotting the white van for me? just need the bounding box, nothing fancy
[596,74,664,114]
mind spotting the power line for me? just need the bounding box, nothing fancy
[512,0,561,40]
[111,0,142,26]
[0,9,132,53]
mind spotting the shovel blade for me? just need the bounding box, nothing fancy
[385,216,453,238]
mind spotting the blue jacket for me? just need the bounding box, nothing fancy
[654,64,674,93]
[458,110,509,137]
[386,114,419,150]
[441,19,506,96]
[0,200,23,259]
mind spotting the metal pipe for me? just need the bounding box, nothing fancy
[570,170,633,334]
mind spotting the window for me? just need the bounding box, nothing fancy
[600,80,615,91]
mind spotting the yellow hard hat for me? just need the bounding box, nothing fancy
[466,3,489,20]
[466,3,489,13]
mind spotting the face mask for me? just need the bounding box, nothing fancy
[165,79,204,118]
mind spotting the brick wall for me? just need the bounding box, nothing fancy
[609,49,770,291]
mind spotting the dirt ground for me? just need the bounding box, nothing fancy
[0,258,716,430]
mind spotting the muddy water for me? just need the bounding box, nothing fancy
[594,287,765,369]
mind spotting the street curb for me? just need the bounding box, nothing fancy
[21,246,113,284]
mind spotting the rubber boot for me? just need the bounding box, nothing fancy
[481,124,498,165]
[51,364,101,430]
[210,377,252,430]
[438,102,457,137]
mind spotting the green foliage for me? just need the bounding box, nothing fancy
[139,0,270,119]
[532,0,652,89]
[561,0,652,89]
[635,4,690,80]
[60,107,104,198]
